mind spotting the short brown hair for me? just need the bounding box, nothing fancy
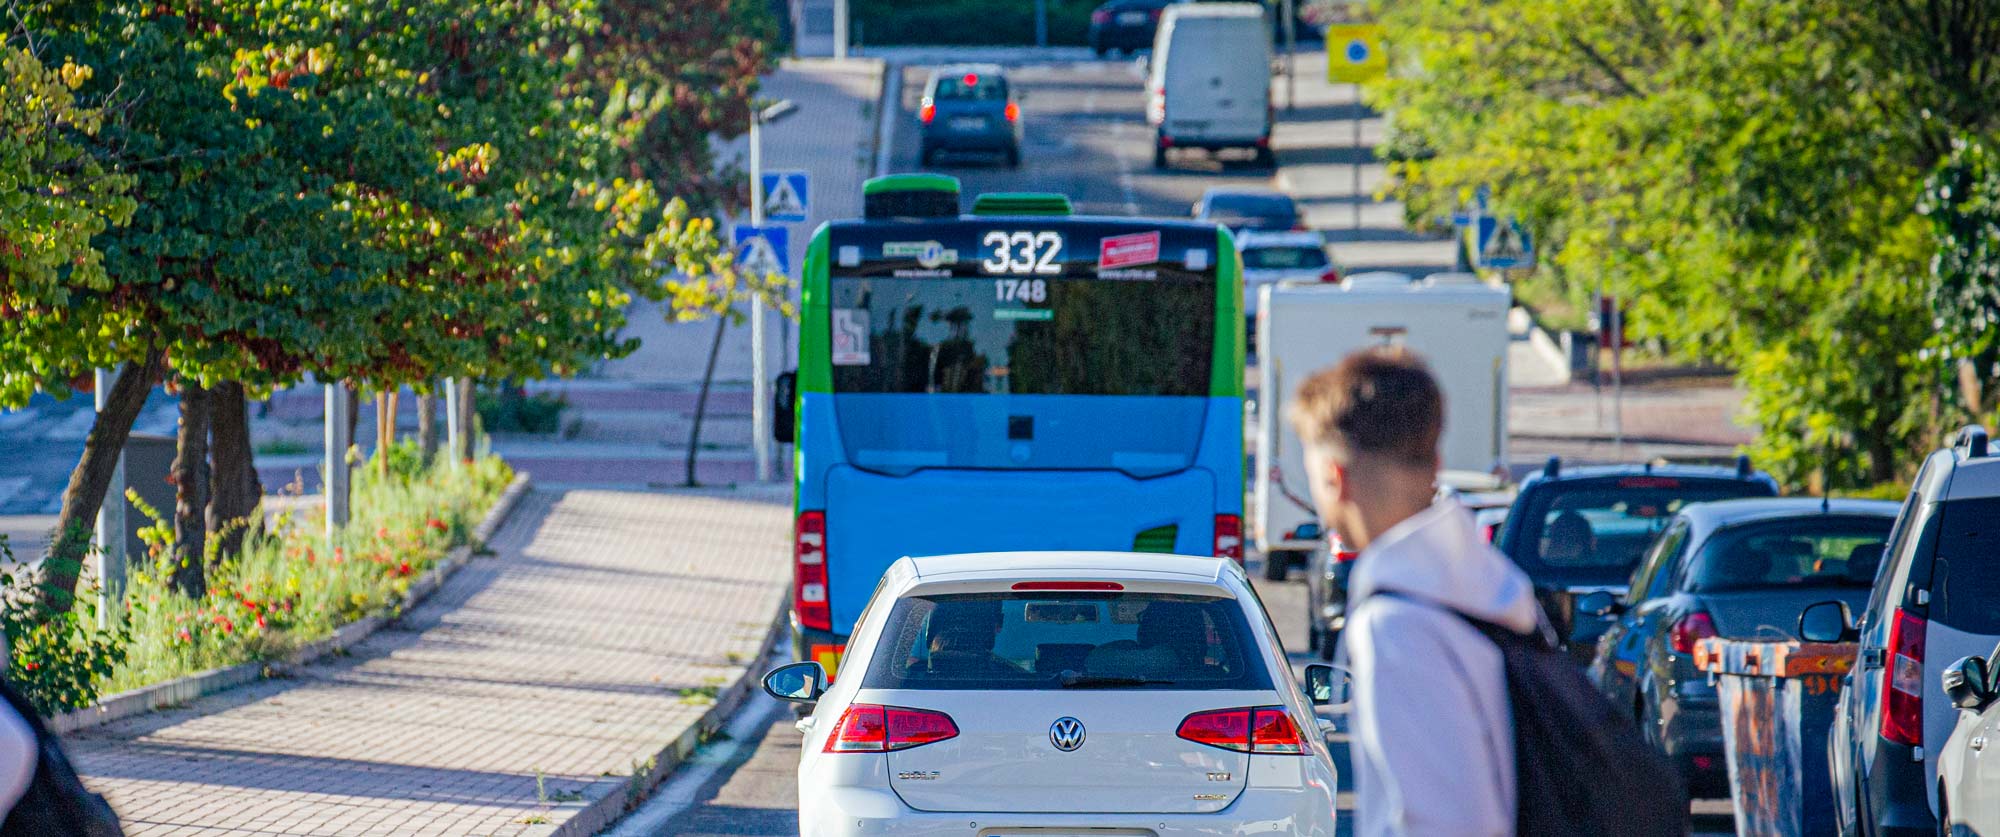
[1289,347,1444,468]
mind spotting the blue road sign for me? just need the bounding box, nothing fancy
[1473,216,1534,270]
[760,171,810,223]
[733,225,791,277]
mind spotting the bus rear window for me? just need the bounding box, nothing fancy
[829,276,1213,396]
[862,592,1272,691]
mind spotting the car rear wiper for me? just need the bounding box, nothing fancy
[1057,673,1175,689]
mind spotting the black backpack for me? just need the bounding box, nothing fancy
[1378,592,1689,837]
[0,680,124,837]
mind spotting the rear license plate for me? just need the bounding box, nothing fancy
[1117,10,1146,24]
[950,116,986,131]
[1172,120,1209,132]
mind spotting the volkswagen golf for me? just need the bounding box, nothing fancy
[761,551,1342,836]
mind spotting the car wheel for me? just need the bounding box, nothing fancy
[1254,145,1276,168]
[1094,46,1108,58]
[1263,550,1290,581]
[1152,142,1168,169]
[1937,782,1950,837]
[1005,146,1021,168]
[921,145,937,167]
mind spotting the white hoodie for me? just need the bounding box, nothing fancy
[1341,499,1542,837]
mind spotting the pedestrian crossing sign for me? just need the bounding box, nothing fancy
[1471,216,1535,270]
[733,224,791,278]
[1325,23,1386,84]
[760,171,810,223]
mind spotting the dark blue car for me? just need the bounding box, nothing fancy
[1583,498,1897,796]
[918,66,1022,168]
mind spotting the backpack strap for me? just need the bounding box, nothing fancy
[1368,588,1555,652]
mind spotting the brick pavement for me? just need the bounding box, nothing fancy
[69,487,790,836]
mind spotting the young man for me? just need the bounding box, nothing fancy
[1290,347,1541,837]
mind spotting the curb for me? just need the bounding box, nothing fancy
[548,587,792,837]
[50,471,533,735]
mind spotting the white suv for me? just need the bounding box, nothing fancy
[762,551,1342,836]
[1805,426,2000,835]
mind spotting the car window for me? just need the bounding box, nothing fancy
[1864,481,1926,621]
[1929,497,2000,633]
[862,592,1274,691]
[1627,519,1689,603]
[933,73,1007,101]
[1204,195,1296,226]
[1508,478,1775,586]
[1683,517,1893,593]
[1241,246,1328,270]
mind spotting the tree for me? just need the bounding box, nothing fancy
[1922,136,2000,419]
[1371,0,1997,486]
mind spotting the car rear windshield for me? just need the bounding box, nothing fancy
[1509,478,1775,585]
[1242,246,1327,270]
[829,276,1214,396]
[1205,195,1296,226]
[862,592,1274,691]
[1684,517,1893,593]
[934,74,1007,101]
[1929,496,2000,633]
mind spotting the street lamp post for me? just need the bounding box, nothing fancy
[749,99,797,484]
[93,368,127,624]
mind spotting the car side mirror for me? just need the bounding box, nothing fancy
[762,661,826,704]
[1799,600,1857,643]
[772,371,797,445]
[1304,663,1351,708]
[1576,591,1622,618]
[1944,656,1993,712]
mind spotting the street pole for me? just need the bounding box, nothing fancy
[1282,0,1297,113]
[443,376,462,469]
[1352,88,1364,230]
[833,0,849,59]
[750,113,770,484]
[93,368,126,624]
[1612,299,1625,452]
[324,382,350,537]
[1035,0,1048,48]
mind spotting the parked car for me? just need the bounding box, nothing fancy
[1088,0,1171,56]
[1584,498,1897,796]
[1939,649,2000,834]
[1192,189,1301,236]
[1805,426,2000,836]
[1239,230,1337,347]
[1147,3,1273,168]
[762,551,1343,836]
[1492,457,1780,663]
[919,65,1022,168]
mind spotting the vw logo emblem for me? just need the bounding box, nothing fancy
[1049,717,1086,752]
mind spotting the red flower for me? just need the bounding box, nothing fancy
[376,526,390,539]
[175,628,191,643]
[22,662,39,672]
[426,518,447,532]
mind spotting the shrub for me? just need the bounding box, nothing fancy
[0,537,130,715]
[475,388,569,434]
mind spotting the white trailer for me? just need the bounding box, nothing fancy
[1253,273,1513,565]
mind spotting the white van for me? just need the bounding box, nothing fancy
[1147,3,1273,168]
[1253,273,1513,562]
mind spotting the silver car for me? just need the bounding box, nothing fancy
[762,551,1343,836]
[1939,649,2000,833]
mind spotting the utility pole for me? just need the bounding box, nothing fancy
[1282,0,1297,113]
[93,368,126,624]
[324,382,351,537]
[833,0,850,59]
[748,100,796,484]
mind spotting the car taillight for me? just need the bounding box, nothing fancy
[795,511,831,632]
[1004,102,1019,122]
[1481,523,1499,543]
[1213,514,1243,564]
[825,704,959,753]
[1882,608,1926,747]
[1669,611,1717,655]
[1177,707,1306,754]
[1149,7,1161,18]
[1333,549,1359,563]
[919,102,936,123]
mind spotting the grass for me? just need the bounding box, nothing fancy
[254,438,311,456]
[101,445,512,694]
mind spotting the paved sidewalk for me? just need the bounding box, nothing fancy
[70,487,790,836]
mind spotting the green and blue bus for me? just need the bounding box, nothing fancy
[774,176,1245,674]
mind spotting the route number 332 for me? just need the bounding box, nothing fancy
[981,230,1063,276]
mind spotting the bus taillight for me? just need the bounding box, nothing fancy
[1213,514,1244,565]
[795,511,832,631]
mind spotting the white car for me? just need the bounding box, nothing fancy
[1239,230,1338,323]
[762,551,1343,836]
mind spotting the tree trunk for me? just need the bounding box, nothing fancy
[454,378,476,462]
[39,352,163,614]
[685,317,730,487]
[170,381,211,598]
[416,389,438,465]
[206,381,260,560]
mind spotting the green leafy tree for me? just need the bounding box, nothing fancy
[1921,136,2000,421]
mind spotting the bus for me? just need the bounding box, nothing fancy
[773,175,1245,674]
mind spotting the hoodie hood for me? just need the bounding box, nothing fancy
[1346,500,1541,634]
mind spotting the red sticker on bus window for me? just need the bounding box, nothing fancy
[1098,231,1161,270]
